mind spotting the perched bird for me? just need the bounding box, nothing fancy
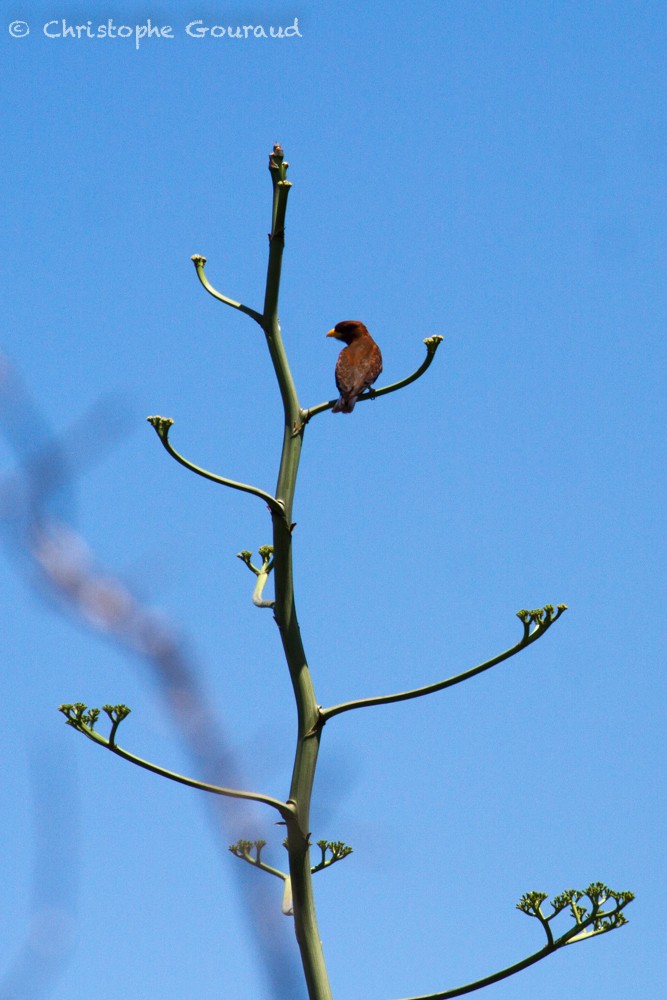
[326,321,383,414]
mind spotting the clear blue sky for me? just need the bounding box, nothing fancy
[1,2,664,998]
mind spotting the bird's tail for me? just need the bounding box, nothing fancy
[332,396,356,414]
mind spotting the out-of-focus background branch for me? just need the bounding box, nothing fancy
[0,353,304,999]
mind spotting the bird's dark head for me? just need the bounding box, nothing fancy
[326,320,370,345]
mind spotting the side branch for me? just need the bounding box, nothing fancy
[302,335,444,422]
[191,255,263,326]
[397,882,634,1000]
[147,416,285,518]
[310,840,353,874]
[321,605,566,723]
[59,703,292,821]
[229,839,288,881]
[109,743,290,815]
[397,944,552,1000]
[237,545,276,608]
[229,839,294,916]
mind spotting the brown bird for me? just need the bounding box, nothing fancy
[326,321,383,413]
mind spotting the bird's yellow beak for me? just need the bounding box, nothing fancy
[326,328,338,339]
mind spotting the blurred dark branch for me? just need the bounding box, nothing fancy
[0,351,304,1000]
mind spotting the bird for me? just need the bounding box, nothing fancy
[326,321,383,414]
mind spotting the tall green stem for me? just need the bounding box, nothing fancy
[263,145,332,1000]
[74,143,632,1000]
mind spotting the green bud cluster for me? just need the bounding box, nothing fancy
[229,839,267,863]
[516,603,568,639]
[103,704,132,724]
[146,415,174,440]
[59,702,100,730]
[517,881,634,945]
[237,546,274,575]
[59,702,131,736]
[311,839,354,874]
[423,335,444,351]
[516,890,549,916]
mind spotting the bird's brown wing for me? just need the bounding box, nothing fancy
[335,339,383,399]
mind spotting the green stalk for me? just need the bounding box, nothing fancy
[68,143,633,1000]
[262,145,332,1000]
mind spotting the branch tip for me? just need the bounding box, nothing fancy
[516,602,567,637]
[58,702,131,746]
[237,545,275,607]
[518,881,634,947]
[310,839,354,874]
[191,254,207,268]
[237,549,257,572]
[268,143,289,179]
[59,701,100,731]
[103,703,132,723]
[147,415,174,441]
[229,838,289,883]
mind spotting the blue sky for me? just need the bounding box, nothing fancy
[1,2,664,998]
